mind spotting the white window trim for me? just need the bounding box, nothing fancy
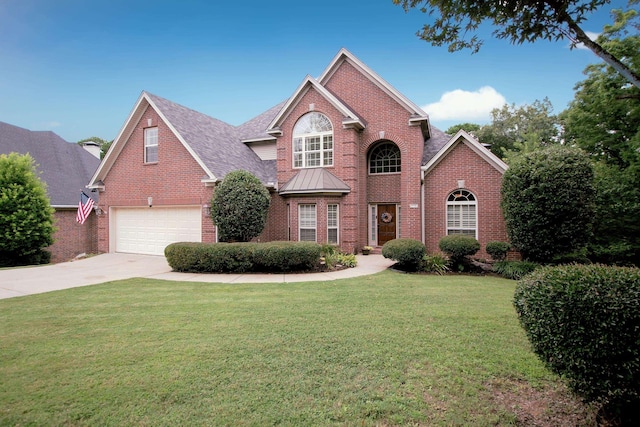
[446,191,478,239]
[369,204,377,246]
[144,127,158,163]
[327,204,339,245]
[298,204,317,242]
[292,113,334,169]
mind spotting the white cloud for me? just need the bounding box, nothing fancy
[422,86,506,123]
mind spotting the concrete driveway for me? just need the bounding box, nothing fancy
[0,253,171,300]
[0,253,395,300]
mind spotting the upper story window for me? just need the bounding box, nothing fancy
[293,112,333,168]
[369,142,401,174]
[447,189,477,238]
[144,127,158,163]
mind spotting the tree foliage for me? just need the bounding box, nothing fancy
[211,170,271,243]
[394,0,640,88]
[560,20,640,265]
[77,136,113,159]
[444,122,481,136]
[0,153,55,266]
[501,145,595,262]
[475,98,560,159]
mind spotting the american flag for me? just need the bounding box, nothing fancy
[76,191,95,224]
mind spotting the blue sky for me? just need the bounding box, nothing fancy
[0,0,628,143]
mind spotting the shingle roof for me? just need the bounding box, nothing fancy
[0,121,100,206]
[422,126,451,166]
[146,92,278,183]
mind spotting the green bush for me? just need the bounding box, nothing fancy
[211,170,271,242]
[165,241,322,273]
[252,241,321,272]
[382,239,426,271]
[514,264,640,419]
[422,254,449,275]
[486,241,510,261]
[501,145,595,263]
[336,253,357,268]
[438,235,480,269]
[492,260,539,280]
[0,153,56,266]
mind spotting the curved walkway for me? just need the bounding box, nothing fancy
[0,253,395,300]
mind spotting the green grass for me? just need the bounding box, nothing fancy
[0,271,586,426]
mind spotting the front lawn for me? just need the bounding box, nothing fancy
[0,271,594,425]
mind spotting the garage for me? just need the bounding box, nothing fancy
[112,206,202,255]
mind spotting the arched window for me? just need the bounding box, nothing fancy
[447,189,477,238]
[292,112,333,168]
[369,142,401,174]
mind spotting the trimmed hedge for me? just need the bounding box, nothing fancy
[382,239,426,271]
[514,264,640,418]
[164,241,322,273]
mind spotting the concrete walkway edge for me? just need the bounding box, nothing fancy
[0,253,395,300]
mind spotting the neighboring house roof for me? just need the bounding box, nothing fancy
[0,121,100,207]
[422,129,508,175]
[279,168,351,196]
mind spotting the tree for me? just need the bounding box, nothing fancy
[394,0,640,89]
[0,153,56,266]
[560,22,640,265]
[501,145,595,262]
[476,98,560,159]
[444,122,481,135]
[77,136,113,159]
[211,170,271,242]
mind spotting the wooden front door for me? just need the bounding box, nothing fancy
[377,204,396,246]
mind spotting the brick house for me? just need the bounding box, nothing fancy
[0,121,100,263]
[88,49,509,259]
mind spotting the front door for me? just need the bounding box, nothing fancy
[377,204,397,246]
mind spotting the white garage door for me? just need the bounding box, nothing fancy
[113,206,202,255]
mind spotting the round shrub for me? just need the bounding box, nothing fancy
[381,238,426,271]
[514,264,640,418]
[438,235,480,266]
[486,241,510,261]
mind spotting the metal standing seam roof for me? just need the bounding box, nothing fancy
[0,121,100,206]
[279,168,351,195]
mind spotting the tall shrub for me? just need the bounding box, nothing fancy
[0,153,55,266]
[211,170,270,242]
[501,145,595,262]
[514,264,640,423]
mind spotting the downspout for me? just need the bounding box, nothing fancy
[421,168,425,245]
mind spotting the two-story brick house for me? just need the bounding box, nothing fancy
[88,48,509,259]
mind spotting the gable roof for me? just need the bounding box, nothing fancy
[267,76,365,134]
[90,92,278,188]
[279,168,350,196]
[0,121,100,207]
[422,129,508,175]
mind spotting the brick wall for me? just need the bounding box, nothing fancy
[48,208,98,263]
[423,141,508,259]
[273,60,426,252]
[95,105,214,253]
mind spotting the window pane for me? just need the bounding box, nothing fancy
[369,142,400,174]
[299,204,317,242]
[292,113,333,169]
